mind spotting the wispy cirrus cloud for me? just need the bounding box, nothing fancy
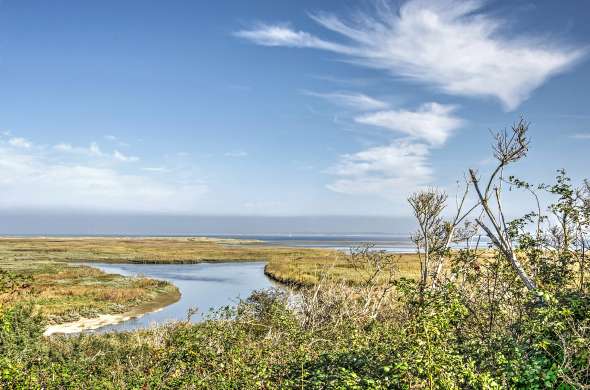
[303,90,389,110]
[355,102,462,146]
[235,23,353,53]
[113,150,139,162]
[327,140,432,196]
[237,0,586,198]
[236,0,586,110]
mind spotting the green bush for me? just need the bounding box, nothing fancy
[0,304,46,389]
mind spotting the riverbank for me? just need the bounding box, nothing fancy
[43,286,181,335]
[68,261,276,333]
[0,258,180,327]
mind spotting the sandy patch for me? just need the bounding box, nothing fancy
[44,313,140,336]
[43,288,180,336]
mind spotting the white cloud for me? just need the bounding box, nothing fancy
[54,142,99,156]
[54,143,73,152]
[54,142,138,162]
[142,167,170,173]
[237,0,586,110]
[355,102,462,145]
[0,136,207,212]
[113,150,139,162]
[303,90,389,110]
[8,137,32,149]
[89,142,103,157]
[104,134,129,147]
[326,102,458,196]
[327,140,432,196]
[235,23,353,53]
[224,151,248,158]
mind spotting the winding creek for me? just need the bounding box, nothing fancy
[79,261,276,333]
[51,236,426,334]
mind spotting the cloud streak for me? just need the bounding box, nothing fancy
[571,132,590,140]
[303,90,389,110]
[113,150,139,162]
[235,23,353,53]
[355,102,462,146]
[55,142,139,162]
[237,0,586,110]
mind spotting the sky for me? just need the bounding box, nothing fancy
[0,0,589,233]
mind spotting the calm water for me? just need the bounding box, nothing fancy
[219,234,417,252]
[83,261,276,333]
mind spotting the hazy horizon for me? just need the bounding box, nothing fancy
[0,213,417,236]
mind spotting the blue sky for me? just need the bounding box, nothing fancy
[0,0,589,218]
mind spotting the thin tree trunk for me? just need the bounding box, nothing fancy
[469,169,537,291]
[476,219,537,291]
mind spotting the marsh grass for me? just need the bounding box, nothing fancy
[0,236,422,286]
[0,237,333,263]
[264,251,421,286]
[0,237,422,326]
[0,259,179,324]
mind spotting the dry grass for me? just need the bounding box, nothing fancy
[0,236,334,263]
[0,258,179,324]
[264,251,421,286]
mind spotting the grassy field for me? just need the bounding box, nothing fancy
[0,236,335,264]
[264,250,421,286]
[0,259,179,324]
[0,237,421,324]
[0,236,421,284]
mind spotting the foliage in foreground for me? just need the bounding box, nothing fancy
[1,277,588,389]
[1,119,590,389]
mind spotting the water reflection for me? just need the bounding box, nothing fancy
[83,261,275,333]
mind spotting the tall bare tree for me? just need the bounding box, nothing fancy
[468,119,537,291]
[409,181,477,289]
